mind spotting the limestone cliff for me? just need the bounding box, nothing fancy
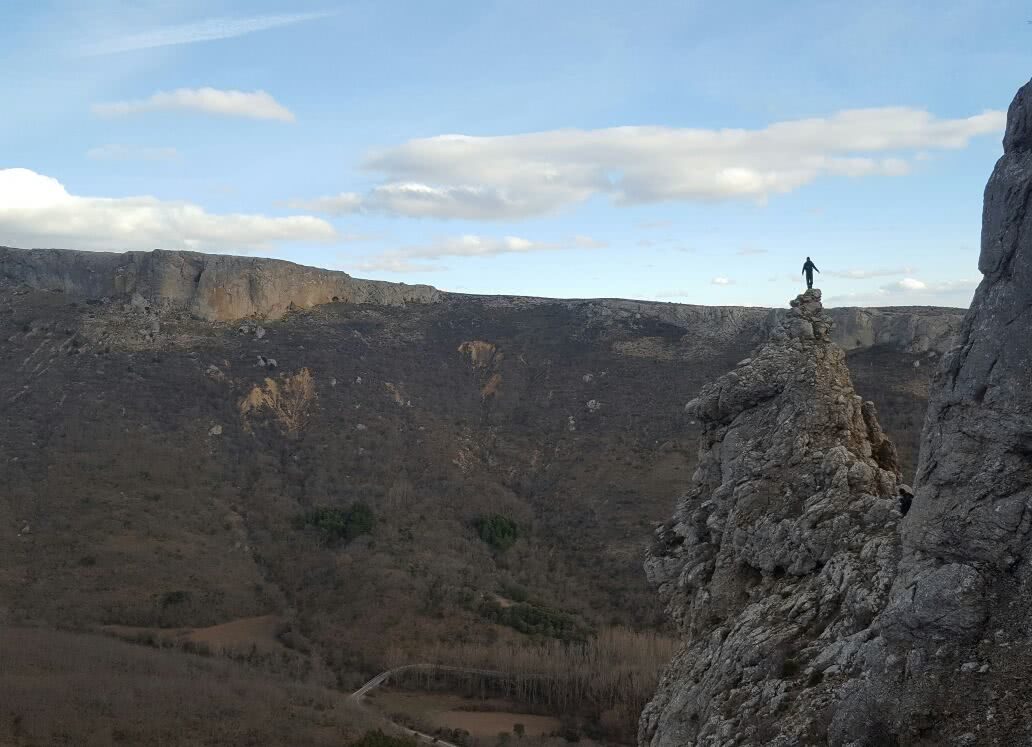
[643,78,1032,747]
[0,247,441,321]
[2,246,963,350]
[827,77,1032,747]
[474,295,964,356]
[640,289,905,746]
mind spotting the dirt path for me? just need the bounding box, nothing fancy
[349,664,548,746]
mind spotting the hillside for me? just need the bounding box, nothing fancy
[0,245,962,742]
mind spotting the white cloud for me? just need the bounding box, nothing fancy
[312,107,1004,220]
[0,168,334,252]
[736,246,767,256]
[93,88,295,122]
[86,144,179,161]
[352,233,605,273]
[81,12,334,55]
[827,266,916,279]
[286,192,364,214]
[355,257,446,273]
[826,277,979,307]
[891,277,928,291]
[307,183,538,220]
[711,276,733,286]
[573,235,607,249]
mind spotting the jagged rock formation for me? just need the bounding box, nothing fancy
[643,78,1032,747]
[827,78,1032,747]
[641,289,906,746]
[0,247,441,321]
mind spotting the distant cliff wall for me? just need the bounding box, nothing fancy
[470,295,965,355]
[1,247,964,354]
[0,247,442,321]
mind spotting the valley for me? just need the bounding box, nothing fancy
[0,247,963,744]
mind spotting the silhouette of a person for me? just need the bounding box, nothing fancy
[802,257,820,290]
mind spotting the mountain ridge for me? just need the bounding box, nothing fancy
[1,245,964,355]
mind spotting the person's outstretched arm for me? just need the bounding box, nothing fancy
[814,264,820,273]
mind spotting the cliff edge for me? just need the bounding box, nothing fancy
[0,247,441,321]
[0,246,963,353]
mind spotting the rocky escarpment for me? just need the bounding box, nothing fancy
[473,295,965,356]
[826,78,1032,746]
[2,246,964,349]
[824,305,962,354]
[0,247,441,321]
[640,289,907,746]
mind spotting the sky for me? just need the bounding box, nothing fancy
[2,0,1030,308]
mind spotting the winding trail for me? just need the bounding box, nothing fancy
[348,664,539,746]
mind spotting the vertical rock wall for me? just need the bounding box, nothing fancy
[830,77,1032,747]
[644,78,1032,747]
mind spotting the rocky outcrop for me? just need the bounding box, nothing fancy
[826,77,1032,747]
[643,78,1032,747]
[0,247,441,321]
[640,289,906,746]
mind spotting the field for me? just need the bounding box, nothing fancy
[369,690,562,739]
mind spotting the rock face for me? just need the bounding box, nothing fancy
[641,289,905,746]
[828,78,1032,746]
[0,247,441,321]
[643,78,1032,747]
[480,295,964,356]
[824,305,962,354]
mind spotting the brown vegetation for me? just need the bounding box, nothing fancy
[240,367,317,433]
[458,341,499,368]
[0,627,368,746]
[386,629,677,743]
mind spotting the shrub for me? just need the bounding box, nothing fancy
[349,730,417,747]
[499,581,529,603]
[297,502,375,544]
[477,598,591,642]
[160,590,191,607]
[474,515,519,551]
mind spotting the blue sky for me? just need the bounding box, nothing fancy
[2,0,1029,307]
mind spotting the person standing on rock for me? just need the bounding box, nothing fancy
[802,256,820,289]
